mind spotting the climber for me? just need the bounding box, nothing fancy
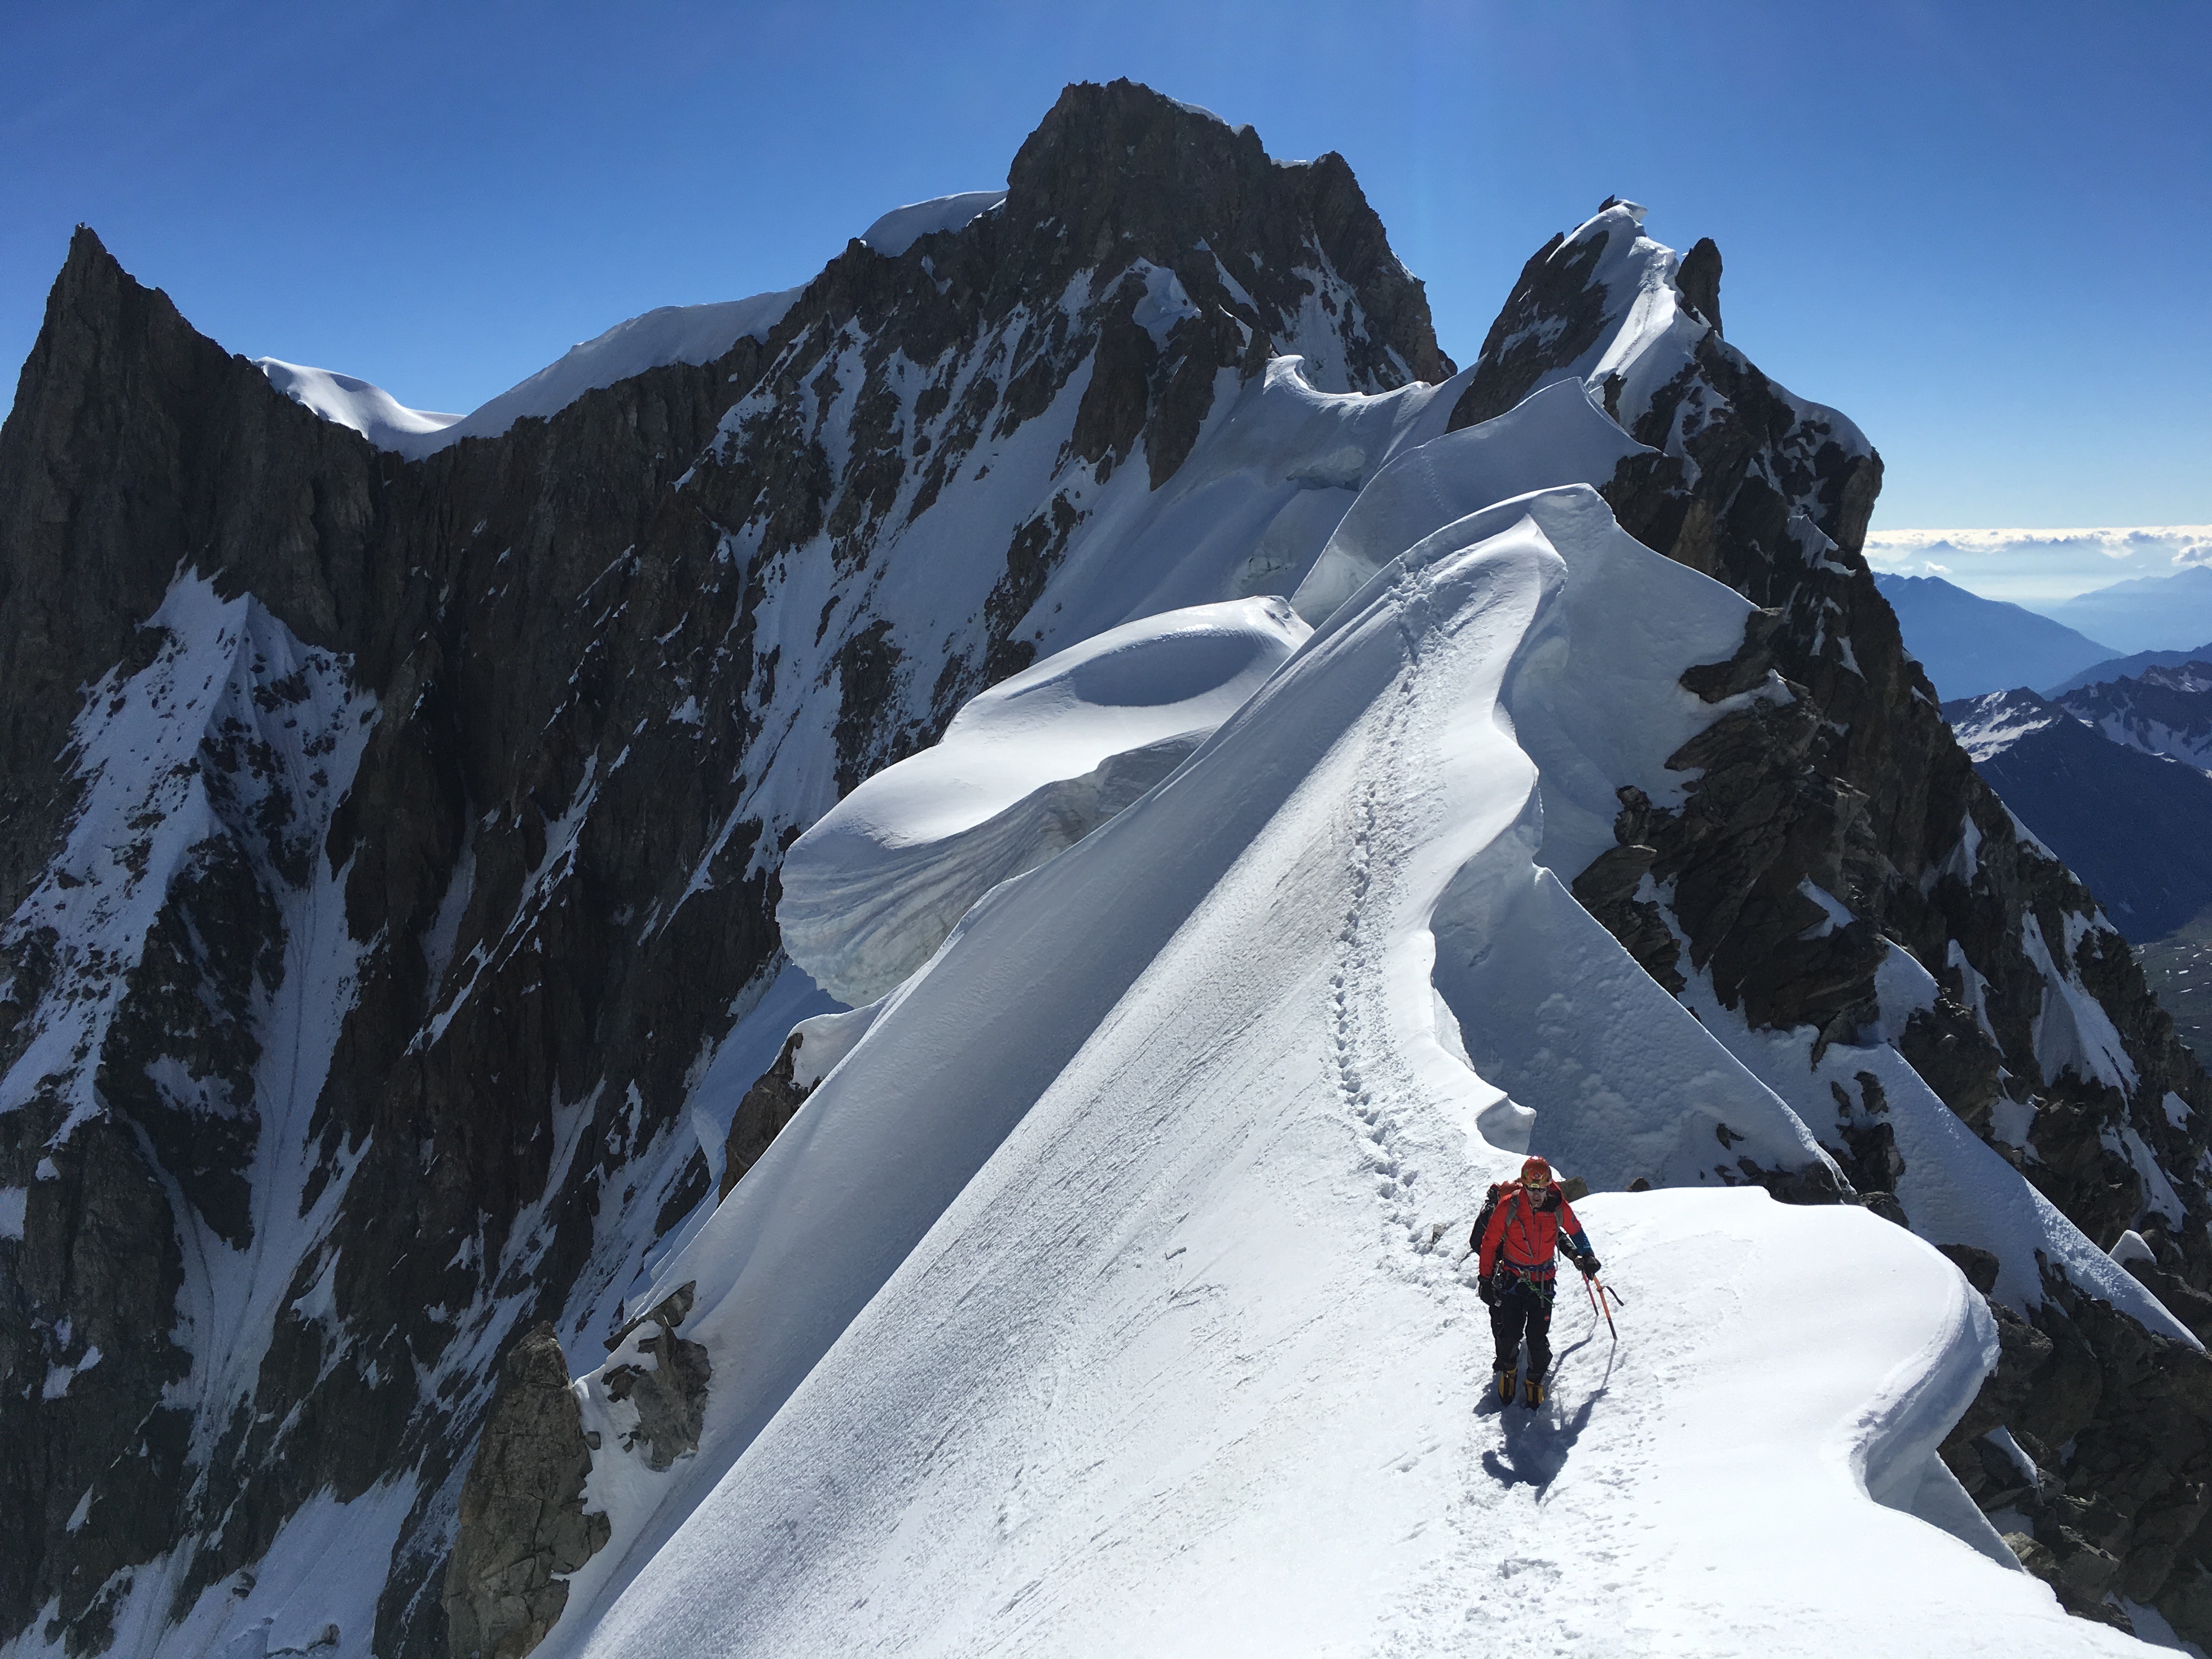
[1476,1155,1600,1408]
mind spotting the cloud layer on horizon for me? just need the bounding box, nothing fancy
[1863,526,2212,605]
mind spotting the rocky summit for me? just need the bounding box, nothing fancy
[2,77,2210,1659]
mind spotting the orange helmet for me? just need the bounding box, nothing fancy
[1520,1156,1552,1185]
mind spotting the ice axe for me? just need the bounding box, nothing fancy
[1583,1271,1620,1341]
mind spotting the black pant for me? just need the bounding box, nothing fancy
[1489,1276,1553,1378]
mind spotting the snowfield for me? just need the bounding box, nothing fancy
[538,487,2142,1656]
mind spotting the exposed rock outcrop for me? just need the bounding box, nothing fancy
[597,1282,709,1471]
[443,1324,608,1659]
[721,1032,811,1199]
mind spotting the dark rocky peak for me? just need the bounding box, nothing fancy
[746,77,1452,413]
[992,78,1452,390]
[0,226,399,926]
[1446,198,1654,428]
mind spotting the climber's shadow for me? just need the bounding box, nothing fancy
[1480,1328,1613,1498]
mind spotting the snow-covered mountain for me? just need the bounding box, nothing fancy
[2052,642,2212,697]
[2061,660,2212,774]
[1874,570,2119,698]
[4,78,2212,1659]
[1944,686,2212,941]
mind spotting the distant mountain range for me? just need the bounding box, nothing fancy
[1873,573,2117,697]
[1876,568,2212,700]
[2042,563,2212,654]
[1943,684,2212,941]
[2061,660,2212,771]
[1943,663,2212,1066]
[2048,642,2212,696]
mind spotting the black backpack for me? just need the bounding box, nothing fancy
[1469,1182,1505,1254]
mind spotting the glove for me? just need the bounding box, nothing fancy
[1577,1254,1601,1278]
[1477,1276,1496,1306]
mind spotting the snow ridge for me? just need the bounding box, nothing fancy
[541,487,2121,1657]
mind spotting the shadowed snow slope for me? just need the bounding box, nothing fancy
[538,490,2122,1657]
[777,596,1310,1003]
[252,357,459,452]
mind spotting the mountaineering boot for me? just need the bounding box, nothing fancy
[1522,1374,1545,1408]
[1496,1368,1516,1406]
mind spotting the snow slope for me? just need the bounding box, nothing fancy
[860,190,1007,256]
[264,194,994,460]
[537,488,2134,1656]
[253,357,459,453]
[778,597,1310,1003]
[405,289,802,456]
[1291,379,1645,621]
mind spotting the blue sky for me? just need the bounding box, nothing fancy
[4,0,2207,555]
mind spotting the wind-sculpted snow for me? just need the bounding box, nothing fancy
[777,597,1309,1003]
[253,358,460,453]
[1290,380,1646,623]
[860,190,1007,256]
[528,489,2117,1656]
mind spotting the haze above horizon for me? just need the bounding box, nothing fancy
[3,1,2205,537]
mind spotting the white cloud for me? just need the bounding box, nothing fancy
[1858,526,2212,605]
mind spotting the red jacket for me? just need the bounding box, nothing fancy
[1479,1183,1590,1281]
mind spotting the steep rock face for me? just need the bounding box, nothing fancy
[0,82,1449,1659]
[1457,201,2212,1637]
[441,1324,607,1659]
